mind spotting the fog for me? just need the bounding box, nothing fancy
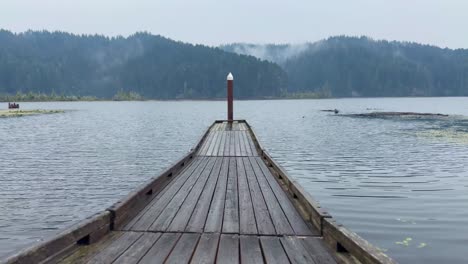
[1,0,468,48]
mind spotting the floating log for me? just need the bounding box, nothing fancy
[321,109,340,114]
[345,111,449,118]
[2,120,395,264]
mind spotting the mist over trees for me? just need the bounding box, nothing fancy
[222,36,468,97]
[0,30,287,99]
[1,31,467,99]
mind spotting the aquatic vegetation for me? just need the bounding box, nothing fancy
[417,129,468,144]
[395,238,428,249]
[395,237,412,246]
[0,109,64,118]
[396,218,416,224]
[376,246,388,252]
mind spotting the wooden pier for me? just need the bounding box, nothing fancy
[3,120,394,264]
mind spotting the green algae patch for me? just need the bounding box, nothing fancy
[417,129,468,144]
[0,109,65,118]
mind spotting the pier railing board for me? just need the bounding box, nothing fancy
[244,121,395,264]
[2,211,111,264]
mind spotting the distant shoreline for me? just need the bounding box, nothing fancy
[0,109,64,118]
[2,95,468,103]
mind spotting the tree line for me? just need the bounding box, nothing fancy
[2,31,467,100]
[0,30,287,100]
[223,36,468,97]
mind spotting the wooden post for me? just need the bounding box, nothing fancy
[227,72,234,122]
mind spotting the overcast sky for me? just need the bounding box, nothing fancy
[1,0,467,48]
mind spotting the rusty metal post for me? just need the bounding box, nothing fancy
[227,72,234,122]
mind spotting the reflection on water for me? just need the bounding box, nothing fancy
[1,98,468,264]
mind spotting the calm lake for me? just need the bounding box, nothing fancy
[1,98,467,263]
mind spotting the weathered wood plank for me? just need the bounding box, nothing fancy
[167,158,217,232]
[139,233,181,264]
[234,131,241,156]
[211,131,223,156]
[198,131,214,156]
[244,130,258,156]
[122,157,199,230]
[229,131,236,156]
[165,233,200,264]
[217,132,226,156]
[242,157,276,235]
[223,131,231,156]
[240,235,263,264]
[280,236,316,264]
[190,233,220,264]
[254,157,314,236]
[88,231,142,263]
[237,158,257,235]
[149,158,210,231]
[238,131,247,156]
[248,157,294,235]
[185,158,223,233]
[241,131,252,156]
[113,233,161,264]
[204,157,229,233]
[259,236,290,264]
[301,237,336,264]
[222,157,239,233]
[217,234,239,264]
[206,131,220,156]
[128,158,206,231]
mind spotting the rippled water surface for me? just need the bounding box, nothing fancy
[1,98,468,263]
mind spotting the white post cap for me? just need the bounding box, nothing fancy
[227,72,234,81]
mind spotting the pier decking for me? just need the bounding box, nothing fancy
[60,121,333,263]
[3,120,394,264]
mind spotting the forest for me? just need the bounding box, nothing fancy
[1,31,467,99]
[0,30,287,99]
[223,36,468,97]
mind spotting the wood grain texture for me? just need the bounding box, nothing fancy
[217,234,239,264]
[27,121,376,264]
[138,233,181,264]
[190,233,220,264]
[240,235,263,264]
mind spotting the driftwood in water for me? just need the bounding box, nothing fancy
[346,111,449,118]
[320,109,339,114]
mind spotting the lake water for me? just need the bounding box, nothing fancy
[1,98,467,263]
